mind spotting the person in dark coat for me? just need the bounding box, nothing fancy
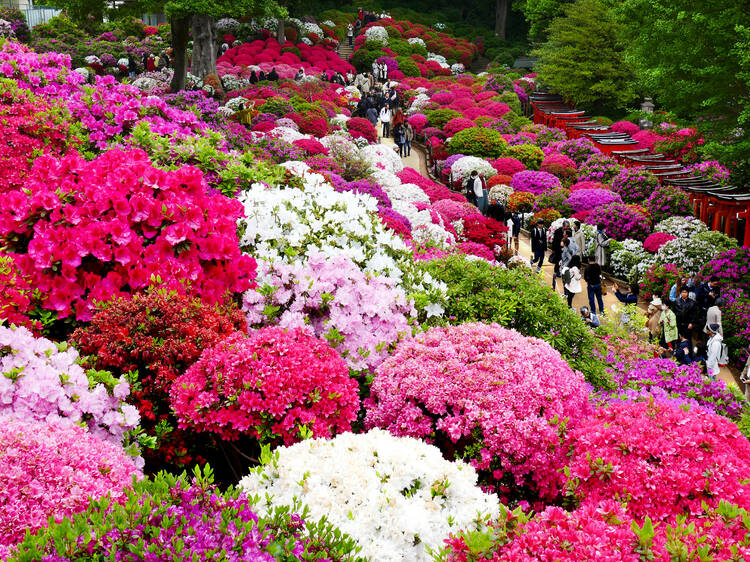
[258,70,267,81]
[268,67,279,81]
[674,331,695,365]
[550,220,569,290]
[128,54,138,78]
[674,287,698,336]
[249,70,258,84]
[529,220,547,273]
[613,282,639,304]
[584,254,604,315]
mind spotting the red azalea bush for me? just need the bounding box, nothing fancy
[433,199,481,223]
[365,323,591,503]
[0,150,256,322]
[70,290,246,469]
[0,419,140,551]
[643,232,677,253]
[569,180,609,191]
[540,153,577,182]
[462,215,509,250]
[171,328,359,445]
[287,112,328,137]
[346,116,378,143]
[487,174,513,188]
[563,401,750,521]
[0,253,38,332]
[0,80,75,193]
[292,138,329,155]
[489,157,525,176]
[457,241,495,261]
[507,191,536,213]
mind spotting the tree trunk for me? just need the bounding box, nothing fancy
[495,0,508,38]
[169,15,190,93]
[191,14,218,79]
[276,19,285,43]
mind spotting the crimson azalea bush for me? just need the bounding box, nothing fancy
[0,149,256,324]
[569,180,609,191]
[171,328,359,445]
[539,153,577,182]
[365,322,591,503]
[562,400,750,521]
[0,253,37,331]
[585,202,651,241]
[611,167,660,203]
[346,116,378,143]
[645,184,693,224]
[70,289,246,470]
[642,232,677,253]
[462,215,509,250]
[0,419,140,552]
[507,191,536,212]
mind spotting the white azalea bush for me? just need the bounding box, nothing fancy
[450,156,496,183]
[653,216,708,238]
[407,37,426,48]
[239,430,500,561]
[392,200,456,247]
[450,63,465,75]
[609,239,655,280]
[365,25,389,45]
[655,237,717,275]
[361,143,405,174]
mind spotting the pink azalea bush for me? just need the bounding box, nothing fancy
[645,184,693,224]
[611,168,660,203]
[643,232,677,253]
[540,153,577,181]
[585,202,652,241]
[489,157,525,176]
[0,419,141,551]
[432,199,481,222]
[0,149,256,321]
[242,253,415,372]
[365,323,591,502]
[610,120,640,135]
[0,325,140,448]
[562,401,750,521]
[170,328,359,445]
[510,170,562,195]
[569,180,609,192]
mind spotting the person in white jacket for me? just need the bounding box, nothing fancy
[562,255,583,308]
[379,106,391,137]
[705,323,724,379]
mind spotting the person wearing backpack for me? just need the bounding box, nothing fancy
[705,323,724,379]
[562,255,582,308]
[594,223,610,267]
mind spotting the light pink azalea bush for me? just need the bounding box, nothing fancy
[562,400,750,521]
[0,149,256,321]
[0,325,140,448]
[242,253,415,372]
[365,322,591,503]
[170,327,359,445]
[0,419,141,551]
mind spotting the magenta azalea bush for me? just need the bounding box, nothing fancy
[0,149,256,322]
[365,322,591,502]
[0,419,140,550]
[566,188,622,213]
[577,153,622,183]
[543,138,600,164]
[510,170,562,195]
[242,253,415,372]
[611,167,660,203]
[645,184,693,224]
[642,232,677,253]
[585,202,651,241]
[170,328,359,445]
[563,400,750,521]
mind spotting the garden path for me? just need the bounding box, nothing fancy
[378,126,429,176]
[515,231,737,388]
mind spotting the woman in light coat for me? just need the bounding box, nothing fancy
[563,255,583,308]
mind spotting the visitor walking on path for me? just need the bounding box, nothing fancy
[594,223,610,267]
[347,24,354,46]
[507,211,520,252]
[646,297,663,344]
[572,220,586,259]
[379,106,391,137]
[529,221,547,273]
[660,302,678,349]
[550,220,568,290]
[403,121,414,157]
[705,324,724,379]
[584,255,604,315]
[562,255,583,308]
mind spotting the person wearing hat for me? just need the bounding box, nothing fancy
[579,306,600,328]
[646,297,663,344]
[705,323,724,379]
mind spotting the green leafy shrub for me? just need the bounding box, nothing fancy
[506,143,545,170]
[395,56,420,77]
[447,127,508,158]
[350,48,381,72]
[425,108,462,128]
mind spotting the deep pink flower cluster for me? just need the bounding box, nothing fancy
[563,401,750,521]
[643,232,676,253]
[645,184,693,224]
[432,199,480,222]
[171,328,359,445]
[365,323,590,501]
[0,419,140,549]
[566,188,622,213]
[585,202,651,241]
[397,167,464,202]
[0,149,256,320]
[540,153,577,181]
[489,157,525,176]
[510,170,562,195]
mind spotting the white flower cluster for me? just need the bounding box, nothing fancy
[220,75,250,92]
[407,37,426,48]
[321,20,335,27]
[610,239,656,280]
[260,17,279,30]
[451,156,497,183]
[301,37,313,46]
[427,53,449,69]
[84,55,101,65]
[655,237,716,275]
[0,19,14,39]
[654,216,708,239]
[408,93,431,115]
[268,126,306,144]
[240,430,499,561]
[451,63,465,75]
[131,76,158,92]
[117,57,128,67]
[361,143,405,174]
[365,25,389,45]
[301,22,323,37]
[237,180,409,280]
[216,17,240,31]
[434,22,447,30]
[329,113,350,128]
[488,184,513,206]
[393,200,455,247]
[223,96,248,112]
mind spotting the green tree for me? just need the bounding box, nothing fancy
[614,0,750,187]
[44,0,106,23]
[513,0,572,42]
[533,0,634,113]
